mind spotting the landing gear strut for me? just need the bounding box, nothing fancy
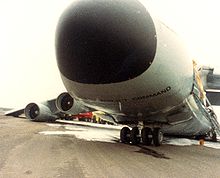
[120,126,164,146]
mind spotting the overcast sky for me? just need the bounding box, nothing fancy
[0,0,220,108]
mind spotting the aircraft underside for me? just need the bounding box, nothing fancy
[119,94,220,146]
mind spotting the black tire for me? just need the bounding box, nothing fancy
[141,127,153,146]
[120,127,130,143]
[130,127,140,145]
[153,128,163,146]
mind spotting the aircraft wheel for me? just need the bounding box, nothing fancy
[153,128,163,146]
[130,127,140,145]
[141,127,153,146]
[120,127,130,143]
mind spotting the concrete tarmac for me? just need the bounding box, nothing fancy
[0,114,220,178]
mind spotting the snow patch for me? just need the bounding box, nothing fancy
[41,122,119,143]
[165,137,220,149]
[40,131,79,135]
[46,123,64,128]
[165,138,198,146]
[41,121,220,149]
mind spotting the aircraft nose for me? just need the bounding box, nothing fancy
[56,0,157,84]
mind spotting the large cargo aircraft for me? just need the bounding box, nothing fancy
[6,0,220,146]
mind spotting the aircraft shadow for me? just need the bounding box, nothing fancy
[111,137,170,159]
[135,145,170,159]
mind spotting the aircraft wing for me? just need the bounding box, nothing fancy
[5,96,97,122]
[206,90,220,106]
[206,73,220,105]
[5,108,25,117]
[5,99,63,122]
[200,66,220,106]
[206,70,220,90]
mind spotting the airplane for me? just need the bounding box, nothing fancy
[6,0,220,146]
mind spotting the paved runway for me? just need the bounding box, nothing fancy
[0,114,220,178]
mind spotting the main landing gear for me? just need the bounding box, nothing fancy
[207,130,218,142]
[120,126,163,146]
[195,130,218,142]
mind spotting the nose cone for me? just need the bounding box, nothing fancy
[56,0,157,84]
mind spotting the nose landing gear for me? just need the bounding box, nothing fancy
[120,126,163,146]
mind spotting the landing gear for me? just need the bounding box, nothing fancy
[130,127,140,145]
[120,127,130,143]
[141,127,153,146]
[120,126,164,146]
[208,130,217,142]
[196,130,218,142]
[152,128,163,146]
